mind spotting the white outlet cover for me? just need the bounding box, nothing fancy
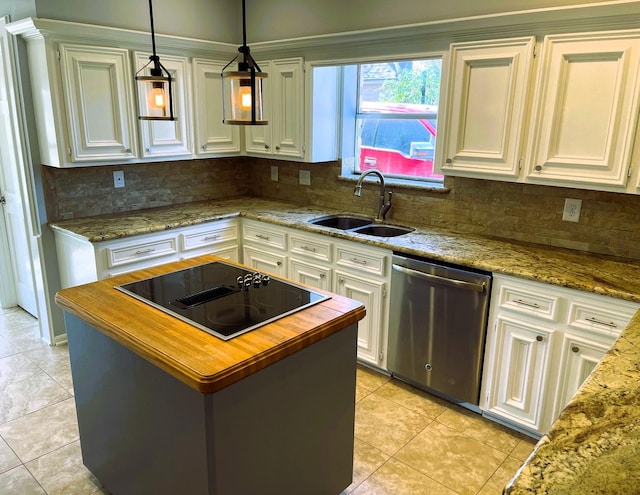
[113,170,125,188]
[562,198,582,222]
[299,170,311,186]
[270,165,278,182]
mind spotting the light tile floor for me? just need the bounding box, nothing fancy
[0,306,537,495]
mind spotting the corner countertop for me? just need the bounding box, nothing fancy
[49,196,640,303]
[50,196,640,493]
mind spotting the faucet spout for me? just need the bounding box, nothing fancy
[353,170,392,221]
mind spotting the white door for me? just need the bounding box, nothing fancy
[0,22,37,316]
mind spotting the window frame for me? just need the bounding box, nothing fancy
[337,55,445,186]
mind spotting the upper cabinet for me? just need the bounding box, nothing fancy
[439,37,536,179]
[134,52,193,159]
[438,29,640,194]
[192,59,240,156]
[525,31,640,190]
[59,44,139,162]
[245,58,305,159]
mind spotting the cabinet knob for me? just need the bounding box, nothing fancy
[264,144,270,150]
[320,273,325,278]
[275,146,281,151]
[123,148,131,154]
[339,278,344,284]
[276,261,282,266]
[424,363,433,371]
[202,144,208,151]
[536,335,544,342]
[572,346,580,353]
[445,158,452,164]
[535,165,542,172]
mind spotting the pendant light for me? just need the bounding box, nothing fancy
[135,0,175,121]
[221,0,268,125]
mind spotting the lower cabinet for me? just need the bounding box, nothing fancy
[240,219,391,368]
[481,274,639,436]
[53,219,238,287]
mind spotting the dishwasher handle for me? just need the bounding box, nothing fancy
[392,264,487,293]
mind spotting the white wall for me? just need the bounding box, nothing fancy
[244,0,622,41]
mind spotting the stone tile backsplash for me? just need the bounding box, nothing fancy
[43,157,640,261]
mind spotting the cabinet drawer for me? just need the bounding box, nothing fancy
[181,223,238,252]
[105,236,178,268]
[567,300,636,338]
[335,244,386,276]
[497,281,561,322]
[242,222,287,250]
[289,233,332,262]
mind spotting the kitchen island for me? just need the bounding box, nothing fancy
[55,255,366,495]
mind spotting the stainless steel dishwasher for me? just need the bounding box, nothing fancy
[387,253,491,407]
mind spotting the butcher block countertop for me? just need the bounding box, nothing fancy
[55,255,366,394]
[51,196,640,494]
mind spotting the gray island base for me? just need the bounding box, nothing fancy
[65,313,358,495]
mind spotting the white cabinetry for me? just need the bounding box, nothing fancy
[53,219,239,287]
[241,220,288,277]
[482,274,639,436]
[438,29,640,194]
[192,59,240,156]
[245,58,305,159]
[526,31,640,190]
[240,220,391,367]
[59,44,139,163]
[439,37,536,179]
[135,52,193,159]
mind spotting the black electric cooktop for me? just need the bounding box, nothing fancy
[115,261,330,341]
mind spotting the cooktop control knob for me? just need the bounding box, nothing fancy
[236,276,244,288]
[262,275,270,286]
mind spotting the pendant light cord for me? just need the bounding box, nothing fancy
[242,0,247,48]
[148,0,158,58]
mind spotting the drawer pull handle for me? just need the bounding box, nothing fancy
[204,235,219,241]
[352,258,367,265]
[536,335,543,342]
[256,234,270,241]
[135,248,155,255]
[301,245,316,252]
[514,298,540,309]
[585,316,617,328]
[572,346,580,353]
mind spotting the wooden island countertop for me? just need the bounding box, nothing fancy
[55,254,366,394]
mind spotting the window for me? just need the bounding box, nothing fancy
[342,59,444,184]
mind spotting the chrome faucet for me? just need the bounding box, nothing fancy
[353,170,393,221]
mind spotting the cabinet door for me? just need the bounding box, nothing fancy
[245,58,305,158]
[271,58,305,158]
[527,31,640,189]
[59,44,138,162]
[242,245,287,277]
[335,269,385,366]
[245,60,272,155]
[135,53,193,158]
[485,316,555,432]
[289,258,331,291]
[551,333,609,420]
[440,37,535,178]
[193,59,240,156]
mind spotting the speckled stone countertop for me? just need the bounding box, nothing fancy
[49,196,640,303]
[50,196,640,493]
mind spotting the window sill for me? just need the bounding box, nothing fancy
[338,175,450,194]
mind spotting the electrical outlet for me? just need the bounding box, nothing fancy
[113,170,125,188]
[562,198,581,222]
[271,165,278,182]
[299,170,311,186]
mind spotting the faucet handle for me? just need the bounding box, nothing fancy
[386,190,393,204]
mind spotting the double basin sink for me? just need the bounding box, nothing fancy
[309,215,414,237]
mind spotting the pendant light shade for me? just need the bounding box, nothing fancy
[136,0,175,121]
[221,0,268,125]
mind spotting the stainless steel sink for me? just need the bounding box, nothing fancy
[309,215,374,230]
[352,224,414,237]
[309,215,414,237]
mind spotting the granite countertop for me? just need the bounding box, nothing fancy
[49,196,640,494]
[50,196,640,303]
